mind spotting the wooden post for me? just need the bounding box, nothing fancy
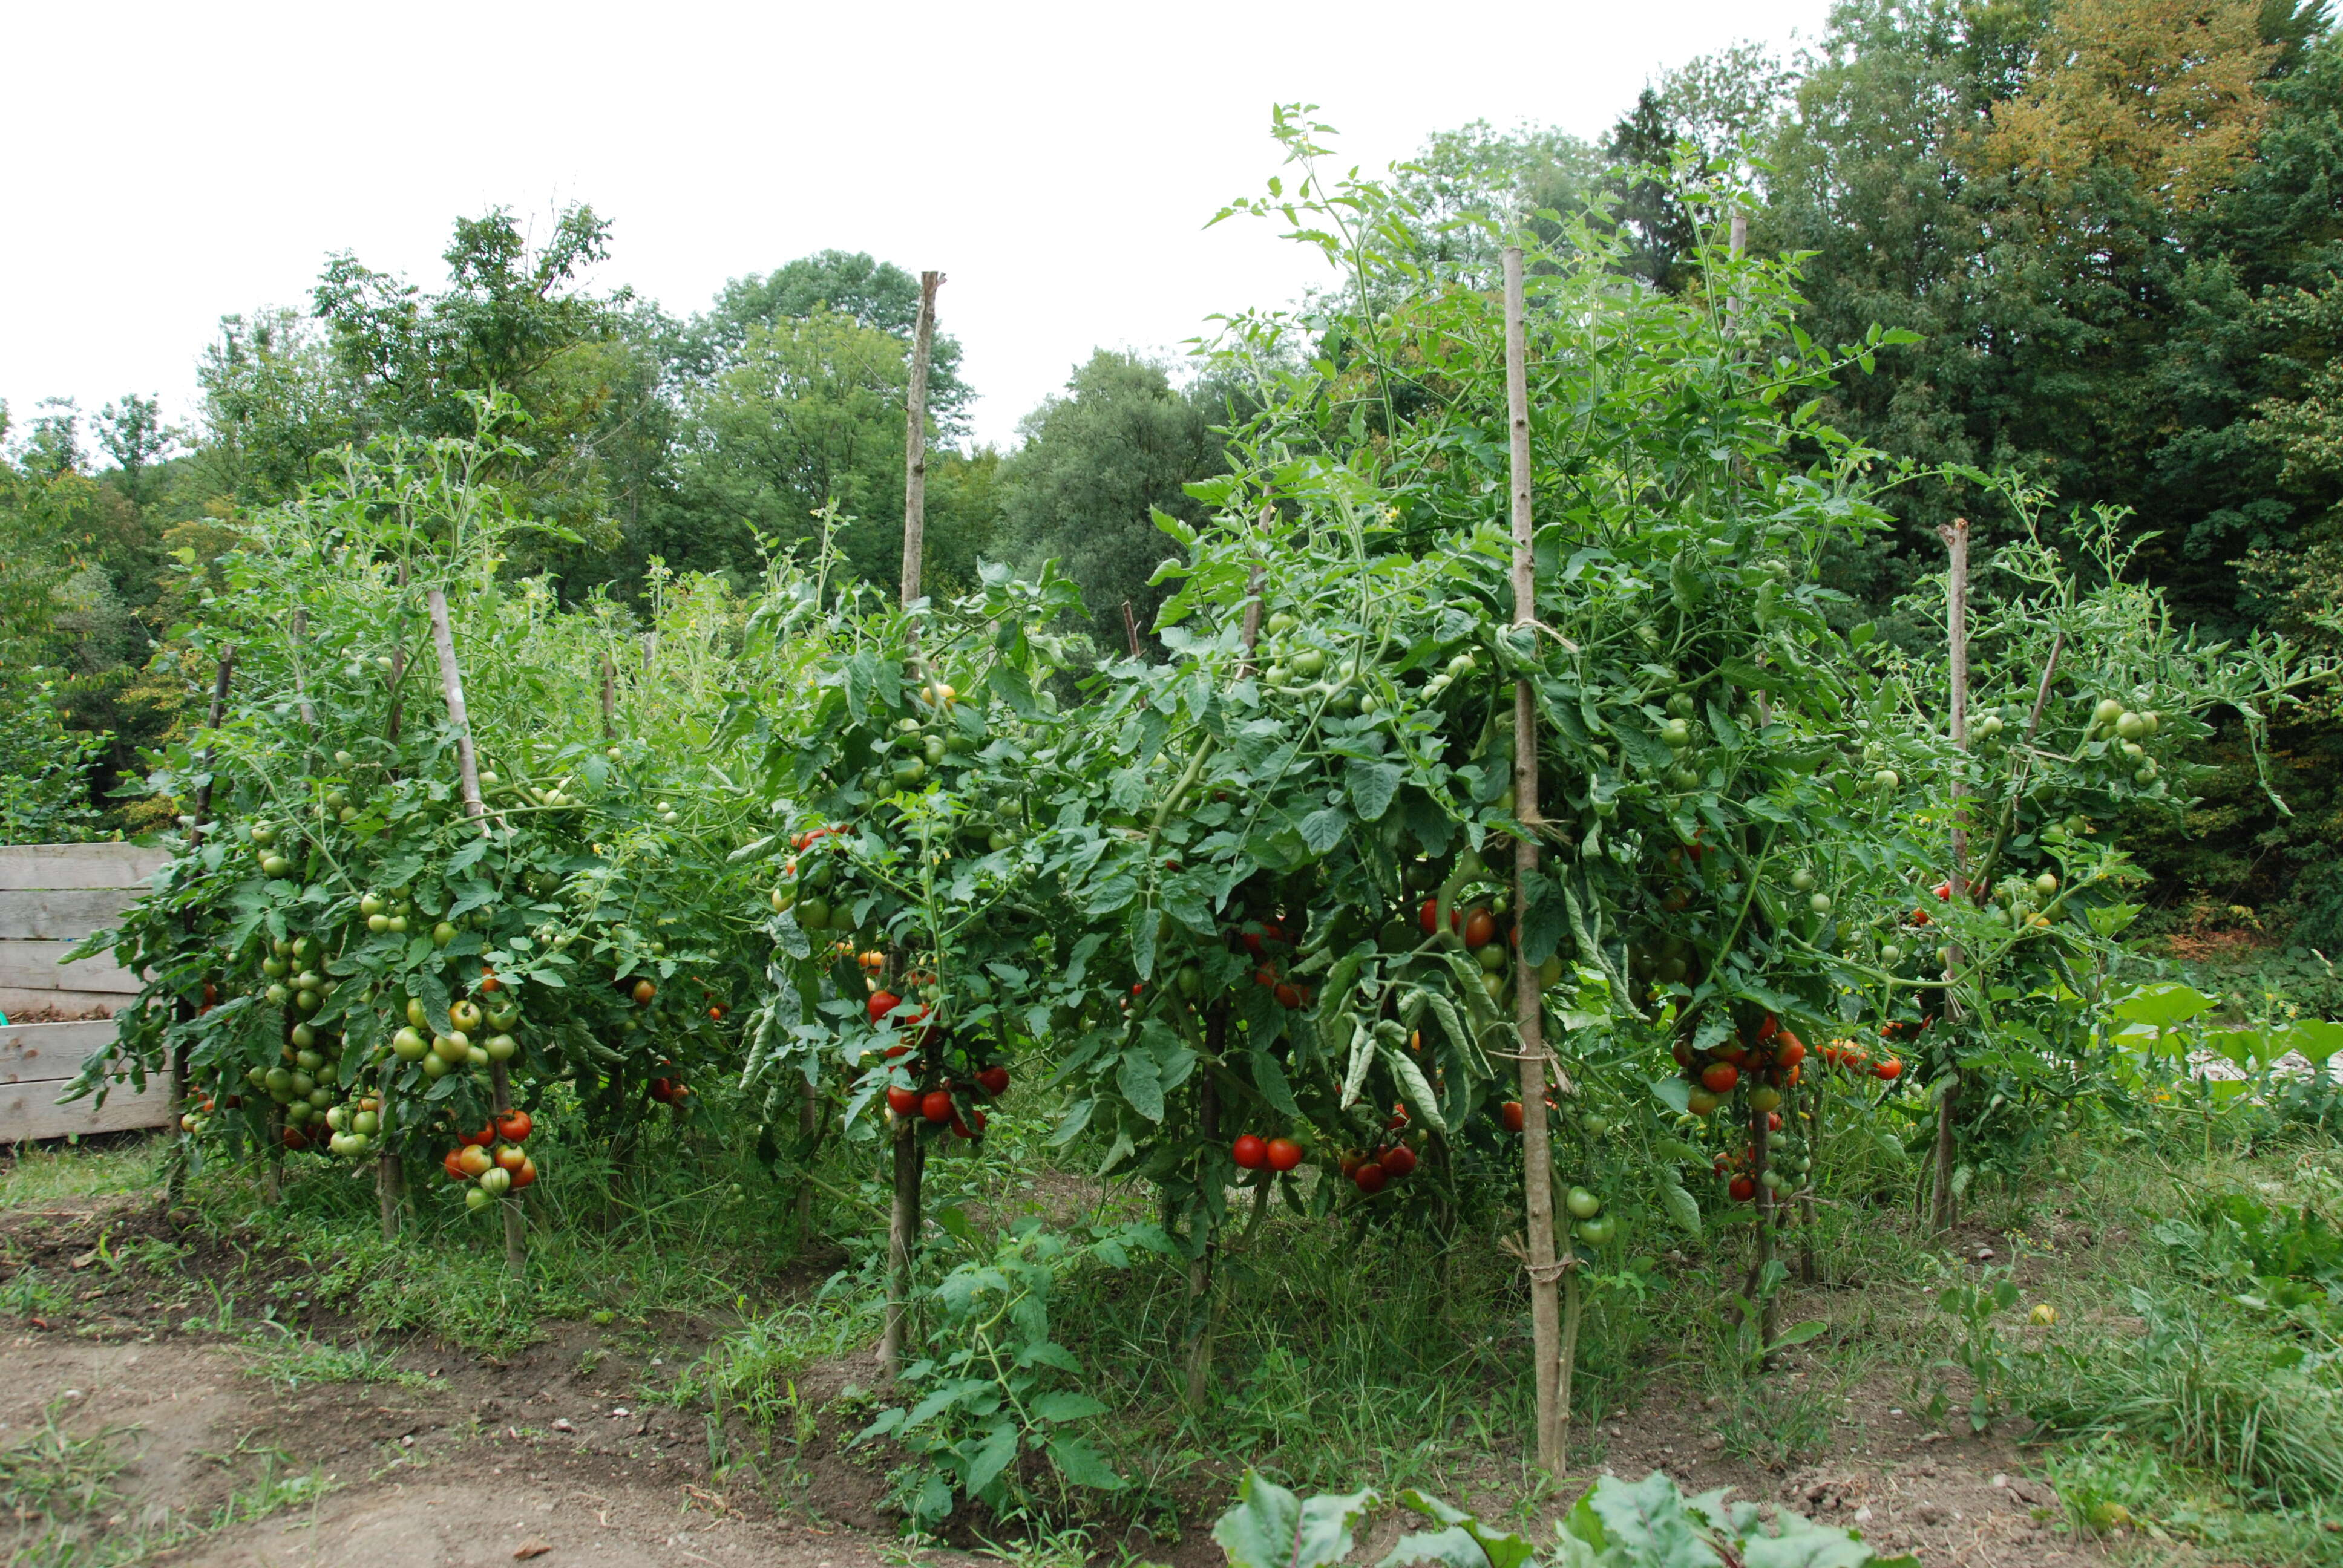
[1505,244,1566,1475]
[880,270,941,1380]
[1180,557,1265,1406]
[1929,519,1970,1237]
[1795,1077,1819,1284]
[900,270,943,612]
[880,1116,922,1378]
[170,649,236,1207]
[1122,601,1144,659]
[600,650,616,742]
[1749,1102,1777,1345]
[427,585,526,1276]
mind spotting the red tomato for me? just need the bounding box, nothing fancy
[648,1077,674,1103]
[511,1155,537,1190]
[1352,1160,1389,1195]
[1419,898,1441,935]
[460,1123,496,1148]
[1381,1145,1418,1179]
[868,990,902,1024]
[1876,1057,1905,1081]
[1757,1014,1780,1042]
[1462,908,1497,949]
[1775,1036,1806,1068]
[479,972,503,993]
[457,1145,494,1178]
[920,1089,954,1123]
[494,1110,532,1143]
[1911,909,1931,926]
[886,1085,919,1116]
[1501,1100,1525,1133]
[1701,1061,1740,1094]
[1274,982,1303,1008]
[1671,1039,1696,1067]
[975,1065,1010,1098]
[1766,1111,1784,1132]
[632,979,656,1005]
[444,1148,467,1181]
[1714,1038,1749,1065]
[494,1143,526,1172]
[1266,1137,1303,1172]
[1728,1174,1757,1202]
[282,1127,308,1152]
[1233,1134,1268,1169]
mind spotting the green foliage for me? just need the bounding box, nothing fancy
[1210,1471,1914,1568]
[0,668,107,844]
[994,349,1230,650]
[853,1221,1164,1526]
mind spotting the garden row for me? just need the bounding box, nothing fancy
[73,131,2330,1514]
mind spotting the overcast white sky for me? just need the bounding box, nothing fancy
[2,0,1829,456]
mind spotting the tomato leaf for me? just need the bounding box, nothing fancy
[1346,759,1404,822]
[1379,1043,1449,1134]
[1118,1050,1165,1122]
[1213,1471,1377,1568]
[1659,1179,1702,1236]
[965,1421,1020,1498]
[1300,807,1351,854]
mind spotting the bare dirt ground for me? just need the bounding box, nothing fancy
[0,1191,2108,1567]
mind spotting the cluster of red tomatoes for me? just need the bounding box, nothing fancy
[1821,1039,1906,1080]
[1239,920,1312,1010]
[871,984,1008,1141]
[647,1076,692,1105]
[1671,1014,1806,1116]
[1418,899,1514,1004]
[1230,1132,1305,1172]
[441,1108,537,1211]
[1338,1140,1419,1195]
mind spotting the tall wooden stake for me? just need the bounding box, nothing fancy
[881,269,942,1382]
[900,270,943,612]
[170,648,236,1208]
[378,566,411,1235]
[1505,245,1566,1475]
[1929,519,1971,1237]
[427,585,526,1276]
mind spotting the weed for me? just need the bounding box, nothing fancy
[237,1324,432,1390]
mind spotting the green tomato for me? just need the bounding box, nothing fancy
[261,855,292,877]
[421,1052,452,1080]
[286,1101,313,1127]
[465,1186,490,1211]
[1873,769,1900,792]
[1660,718,1692,750]
[1266,612,1298,636]
[353,1111,379,1136]
[2035,871,2059,897]
[1879,943,1902,965]
[1565,1186,1603,1220]
[387,915,409,935]
[2092,697,2124,729]
[1575,1215,1617,1247]
[480,1166,512,1197]
[432,921,457,947]
[1809,893,1832,915]
[485,1033,519,1062]
[1789,868,1816,893]
[1476,944,1507,973]
[432,1033,470,1063]
[391,1027,427,1061]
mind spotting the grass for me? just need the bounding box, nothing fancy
[11,1057,2343,1557]
[0,1135,169,1211]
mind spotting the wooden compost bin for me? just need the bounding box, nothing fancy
[1,843,173,1143]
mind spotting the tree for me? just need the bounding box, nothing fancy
[676,250,971,433]
[994,351,1228,649]
[1974,0,2280,213]
[1601,89,1703,292]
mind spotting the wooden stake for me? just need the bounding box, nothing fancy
[880,270,942,1380]
[1122,601,1143,659]
[427,584,526,1276]
[1504,245,1566,1476]
[880,1117,922,1379]
[900,270,943,612]
[1930,518,1971,1238]
[170,648,236,1208]
[600,650,616,742]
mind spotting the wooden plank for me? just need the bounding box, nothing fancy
[0,941,142,994]
[0,1075,175,1143]
[0,888,141,941]
[1,1020,122,1084]
[0,843,169,891]
[0,988,128,1020]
